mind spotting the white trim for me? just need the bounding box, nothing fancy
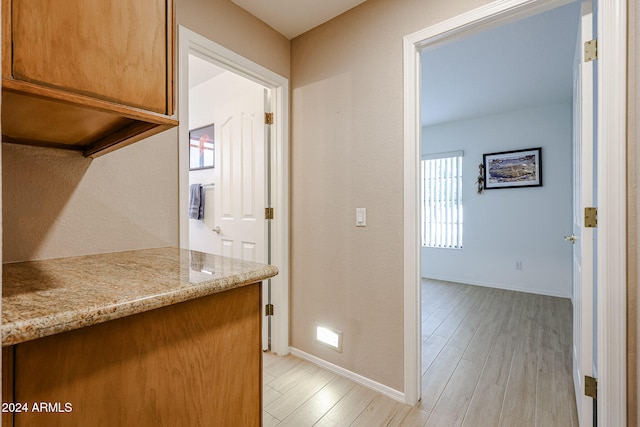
[178,26,290,356]
[421,275,572,299]
[403,0,627,414]
[596,1,627,425]
[289,347,405,404]
[403,31,421,406]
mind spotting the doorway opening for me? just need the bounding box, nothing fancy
[403,1,627,424]
[418,3,581,423]
[178,27,290,355]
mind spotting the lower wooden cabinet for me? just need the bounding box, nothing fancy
[2,283,262,427]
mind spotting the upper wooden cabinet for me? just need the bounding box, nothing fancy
[1,0,178,157]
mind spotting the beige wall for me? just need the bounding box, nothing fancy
[290,0,490,391]
[2,137,179,262]
[1,0,289,263]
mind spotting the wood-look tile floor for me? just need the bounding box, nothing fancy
[263,279,578,426]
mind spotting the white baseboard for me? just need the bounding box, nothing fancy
[421,274,572,299]
[288,347,406,404]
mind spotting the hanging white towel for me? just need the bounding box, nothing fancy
[189,184,205,220]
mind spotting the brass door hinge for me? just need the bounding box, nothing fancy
[265,304,274,316]
[265,207,274,220]
[584,39,598,62]
[585,207,597,228]
[265,112,274,125]
[585,375,597,399]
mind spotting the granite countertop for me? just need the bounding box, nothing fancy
[2,247,278,346]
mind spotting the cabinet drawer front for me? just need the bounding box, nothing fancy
[11,0,169,114]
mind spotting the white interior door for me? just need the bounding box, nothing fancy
[571,1,595,424]
[210,76,267,264]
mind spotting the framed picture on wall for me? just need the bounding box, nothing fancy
[189,124,215,170]
[483,147,542,189]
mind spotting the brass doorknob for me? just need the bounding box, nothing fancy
[564,235,577,244]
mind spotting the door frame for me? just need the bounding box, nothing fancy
[178,26,290,356]
[402,1,627,424]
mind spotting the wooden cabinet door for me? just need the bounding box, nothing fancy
[10,0,169,114]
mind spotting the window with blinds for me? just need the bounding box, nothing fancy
[421,151,463,249]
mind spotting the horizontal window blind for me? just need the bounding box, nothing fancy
[421,152,463,249]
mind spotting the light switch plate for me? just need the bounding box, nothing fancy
[356,208,366,227]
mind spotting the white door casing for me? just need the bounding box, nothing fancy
[403,1,627,422]
[571,1,595,423]
[595,1,627,424]
[178,26,291,356]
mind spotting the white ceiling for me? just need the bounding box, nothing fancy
[421,2,580,127]
[230,0,368,39]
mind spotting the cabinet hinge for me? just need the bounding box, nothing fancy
[584,39,598,62]
[584,375,597,399]
[265,207,274,220]
[265,112,274,125]
[585,207,597,228]
[265,304,274,316]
